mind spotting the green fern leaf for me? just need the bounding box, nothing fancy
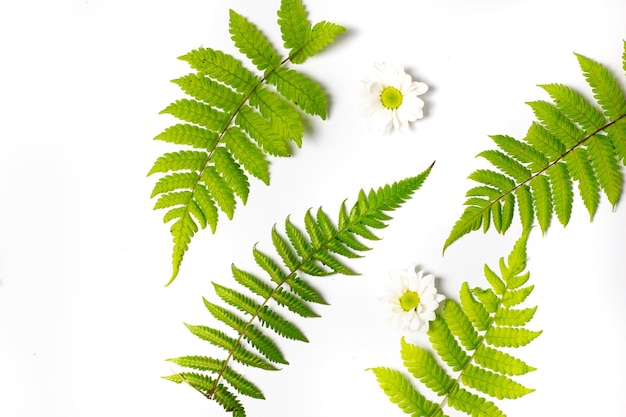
[502,285,534,308]
[473,344,536,376]
[166,356,265,399]
[563,147,600,219]
[316,208,361,259]
[278,0,311,55]
[267,67,327,118]
[236,106,290,157]
[148,150,207,176]
[313,250,357,275]
[607,119,626,163]
[183,324,277,370]
[211,147,250,204]
[373,232,540,417]
[202,166,236,219]
[150,0,344,284]
[442,300,481,351]
[477,150,531,183]
[485,326,541,348]
[161,99,230,131]
[546,162,573,226]
[501,193,515,233]
[164,372,246,417]
[401,338,455,396]
[203,299,288,365]
[211,382,247,417]
[539,83,606,132]
[223,127,270,185]
[169,214,197,280]
[295,21,346,64]
[576,52,626,120]
[168,166,433,415]
[460,282,490,331]
[277,0,310,52]
[229,10,281,72]
[466,185,501,200]
[428,315,470,372]
[250,87,303,144]
[172,73,242,113]
[285,216,313,258]
[369,367,444,417]
[212,282,308,342]
[284,275,327,305]
[252,246,293,284]
[447,385,504,417]
[494,306,537,327]
[587,134,623,206]
[524,122,566,160]
[278,0,345,65]
[443,208,483,253]
[483,264,505,296]
[230,265,319,318]
[527,175,552,234]
[155,124,219,149]
[527,100,583,147]
[271,226,300,270]
[472,288,499,313]
[515,184,534,230]
[462,364,534,400]
[151,173,197,199]
[193,184,219,232]
[444,45,626,251]
[468,169,516,193]
[180,48,258,92]
[490,134,549,172]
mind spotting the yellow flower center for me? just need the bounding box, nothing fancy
[399,290,420,311]
[380,86,403,109]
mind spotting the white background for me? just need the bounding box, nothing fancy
[1,0,625,416]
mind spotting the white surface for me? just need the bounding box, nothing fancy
[1,0,625,416]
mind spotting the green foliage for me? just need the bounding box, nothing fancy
[149,0,345,285]
[445,41,626,251]
[165,165,434,416]
[370,231,541,417]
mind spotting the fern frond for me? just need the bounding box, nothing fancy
[444,43,626,251]
[149,0,345,284]
[372,231,541,417]
[166,165,433,415]
[278,0,346,65]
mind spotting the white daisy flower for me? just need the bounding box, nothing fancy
[361,62,429,134]
[381,265,445,332]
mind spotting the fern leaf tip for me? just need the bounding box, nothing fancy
[165,269,180,287]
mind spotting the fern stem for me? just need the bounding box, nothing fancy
[430,331,489,416]
[204,230,334,397]
[429,263,529,417]
[163,40,317,287]
[469,112,626,229]
[204,172,430,399]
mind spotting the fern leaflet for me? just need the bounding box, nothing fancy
[371,231,540,417]
[164,164,434,416]
[149,0,346,285]
[445,41,626,251]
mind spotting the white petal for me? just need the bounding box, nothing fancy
[367,108,394,133]
[407,81,429,96]
[398,73,414,93]
[397,96,425,123]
